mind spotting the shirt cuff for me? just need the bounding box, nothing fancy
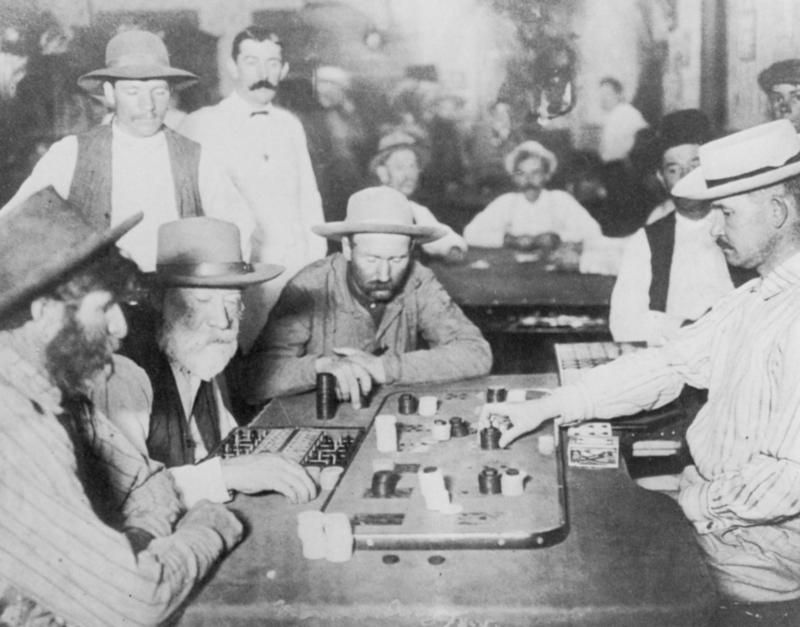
[550,382,594,425]
[170,457,232,509]
[678,475,720,533]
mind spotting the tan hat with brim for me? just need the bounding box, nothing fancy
[312,187,448,244]
[672,119,800,201]
[147,217,284,289]
[0,187,143,317]
[78,30,198,95]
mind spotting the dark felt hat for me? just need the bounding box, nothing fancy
[758,59,800,92]
[78,30,198,94]
[148,217,284,288]
[657,109,712,154]
[0,187,142,316]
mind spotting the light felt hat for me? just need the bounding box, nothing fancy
[504,141,558,177]
[312,187,448,243]
[78,30,198,94]
[0,187,143,316]
[148,217,284,288]
[672,120,800,201]
[369,130,431,173]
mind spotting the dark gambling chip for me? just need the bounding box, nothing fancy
[383,554,400,565]
[428,555,446,565]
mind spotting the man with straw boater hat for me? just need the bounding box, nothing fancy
[244,186,491,408]
[98,217,317,507]
[0,188,241,626]
[480,119,800,608]
[1,29,253,274]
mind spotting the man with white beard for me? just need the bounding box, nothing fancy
[98,217,317,507]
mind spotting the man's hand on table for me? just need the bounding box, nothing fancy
[222,453,318,504]
[478,396,562,448]
[178,500,243,551]
[315,348,386,409]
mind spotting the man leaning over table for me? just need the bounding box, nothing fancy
[243,186,492,408]
[481,119,800,603]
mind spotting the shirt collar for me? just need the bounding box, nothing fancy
[227,89,274,117]
[757,251,800,300]
[110,118,166,146]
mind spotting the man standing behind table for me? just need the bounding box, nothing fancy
[597,76,649,163]
[179,26,326,350]
[371,130,467,260]
[481,120,800,604]
[758,59,800,133]
[610,109,757,345]
[0,29,254,273]
[243,187,492,408]
[97,217,316,508]
[0,188,240,627]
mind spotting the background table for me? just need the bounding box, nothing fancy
[177,375,716,627]
[427,249,617,373]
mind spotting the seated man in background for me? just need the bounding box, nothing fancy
[97,218,317,507]
[610,109,757,344]
[0,189,241,626]
[758,59,800,133]
[463,141,607,273]
[371,130,468,261]
[482,120,800,605]
[243,186,492,407]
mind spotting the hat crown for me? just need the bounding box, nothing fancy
[700,119,800,181]
[345,188,414,228]
[376,131,418,154]
[105,30,170,71]
[156,218,244,268]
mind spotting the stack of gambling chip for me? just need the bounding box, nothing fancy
[397,393,418,415]
[418,466,450,511]
[501,468,525,496]
[478,467,502,495]
[375,414,398,452]
[371,470,399,497]
[323,513,354,562]
[297,511,327,559]
[316,373,338,420]
[486,385,507,403]
[418,395,438,416]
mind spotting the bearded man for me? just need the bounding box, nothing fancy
[0,188,241,627]
[100,217,317,507]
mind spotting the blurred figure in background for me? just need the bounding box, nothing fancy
[598,76,649,164]
[371,130,467,261]
[758,59,800,133]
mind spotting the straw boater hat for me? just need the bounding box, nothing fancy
[148,217,283,289]
[312,187,447,244]
[0,187,143,317]
[369,131,431,173]
[672,120,800,201]
[504,141,558,178]
[78,30,198,95]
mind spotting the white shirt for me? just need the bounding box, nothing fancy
[599,102,648,163]
[462,189,608,271]
[409,200,468,257]
[99,355,237,508]
[610,207,734,345]
[179,92,326,348]
[1,123,254,272]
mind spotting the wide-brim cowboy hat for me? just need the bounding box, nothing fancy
[78,30,198,94]
[672,119,800,201]
[369,130,431,173]
[504,141,558,177]
[147,217,284,288]
[0,186,143,317]
[312,187,448,244]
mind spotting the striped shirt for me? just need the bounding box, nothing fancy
[0,330,226,627]
[555,251,800,534]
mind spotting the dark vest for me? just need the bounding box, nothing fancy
[67,124,204,230]
[644,211,757,312]
[137,349,221,468]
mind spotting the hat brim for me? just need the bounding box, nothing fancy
[146,263,284,289]
[312,222,448,244]
[78,66,199,94]
[369,143,431,172]
[0,212,143,317]
[672,161,800,200]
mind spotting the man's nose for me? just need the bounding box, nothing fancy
[107,304,128,340]
[709,211,725,238]
[207,299,234,329]
[376,260,391,282]
[139,90,155,111]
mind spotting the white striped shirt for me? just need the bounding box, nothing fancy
[0,331,226,626]
[555,251,800,533]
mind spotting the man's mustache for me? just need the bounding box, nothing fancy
[716,237,733,251]
[249,79,279,91]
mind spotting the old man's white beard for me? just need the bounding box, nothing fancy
[160,321,239,382]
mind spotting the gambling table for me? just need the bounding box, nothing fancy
[177,374,716,627]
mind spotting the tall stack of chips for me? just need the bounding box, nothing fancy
[501,468,525,496]
[398,393,419,415]
[375,414,398,452]
[418,395,438,416]
[480,426,502,450]
[418,466,450,511]
[323,513,354,562]
[297,511,327,559]
[449,416,470,438]
[316,373,338,420]
[478,467,502,494]
[486,385,507,403]
[371,470,399,497]
[432,419,451,441]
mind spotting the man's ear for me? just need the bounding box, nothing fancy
[30,297,65,344]
[655,169,666,191]
[280,62,289,81]
[102,81,116,108]
[770,195,791,229]
[342,236,353,261]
